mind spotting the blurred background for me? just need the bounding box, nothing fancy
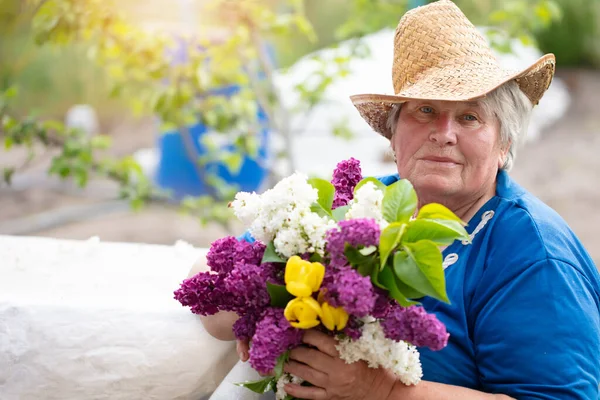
[1,0,599,265]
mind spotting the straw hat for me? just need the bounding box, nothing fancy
[350,0,556,139]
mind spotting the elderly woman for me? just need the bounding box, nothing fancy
[198,1,600,399]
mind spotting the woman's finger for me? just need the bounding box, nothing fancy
[236,339,249,362]
[302,330,339,357]
[284,360,328,388]
[284,383,328,400]
[289,346,334,372]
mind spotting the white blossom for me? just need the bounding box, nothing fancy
[230,191,262,227]
[335,319,422,386]
[345,182,386,227]
[276,373,304,400]
[230,172,335,257]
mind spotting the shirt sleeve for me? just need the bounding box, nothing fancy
[470,258,600,399]
[237,230,255,243]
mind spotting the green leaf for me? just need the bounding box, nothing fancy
[379,222,406,269]
[344,245,375,269]
[221,151,243,175]
[309,253,323,263]
[395,242,449,303]
[3,86,18,99]
[310,202,332,218]
[266,282,294,308]
[394,276,426,300]
[332,205,350,221]
[345,245,377,277]
[91,135,112,150]
[235,377,275,394]
[308,178,335,213]
[416,203,465,224]
[262,241,286,264]
[130,197,144,211]
[379,266,418,307]
[535,4,552,25]
[402,219,469,245]
[354,177,386,195]
[370,263,385,289]
[274,351,290,380]
[359,246,377,256]
[4,136,14,150]
[382,179,417,224]
[3,167,15,185]
[42,120,65,133]
[357,260,375,277]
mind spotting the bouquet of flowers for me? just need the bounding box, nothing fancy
[174,158,469,399]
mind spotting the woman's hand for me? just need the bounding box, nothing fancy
[282,330,397,400]
[237,339,249,362]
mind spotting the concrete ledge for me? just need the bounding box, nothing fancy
[0,235,237,400]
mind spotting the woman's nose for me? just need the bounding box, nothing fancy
[429,116,458,145]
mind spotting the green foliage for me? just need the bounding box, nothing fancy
[379,222,406,269]
[0,86,154,209]
[267,282,295,307]
[262,241,287,263]
[382,180,418,225]
[534,0,600,67]
[308,177,335,217]
[362,178,469,303]
[453,0,563,54]
[235,377,276,394]
[273,350,290,380]
[332,204,351,222]
[335,0,409,40]
[0,0,569,231]
[396,241,448,303]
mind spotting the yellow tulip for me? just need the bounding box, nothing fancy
[284,256,325,298]
[320,301,349,331]
[284,297,323,329]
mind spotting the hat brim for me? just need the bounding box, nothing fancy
[351,53,556,139]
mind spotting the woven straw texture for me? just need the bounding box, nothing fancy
[350,0,556,139]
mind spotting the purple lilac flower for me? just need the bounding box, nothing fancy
[233,312,262,341]
[322,267,376,317]
[174,272,228,316]
[326,218,381,269]
[331,158,362,209]
[206,236,239,274]
[371,287,395,319]
[225,262,271,312]
[261,262,285,285]
[381,305,449,351]
[235,240,266,266]
[343,316,363,340]
[249,308,304,375]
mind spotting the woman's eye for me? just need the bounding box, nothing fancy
[419,106,433,114]
[463,114,478,122]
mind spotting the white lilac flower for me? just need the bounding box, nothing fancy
[230,191,262,227]
[345,182,386,227]
[231,172,334,257]
[335,319,422,385]
[276,373,304,400]
[300,211,338,255]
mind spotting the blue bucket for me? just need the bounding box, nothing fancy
[154,101,270,200]
[154,38,273,200]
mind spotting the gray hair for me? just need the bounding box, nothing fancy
[386,81,533,171]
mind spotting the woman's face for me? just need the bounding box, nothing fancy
[391,100,507,205]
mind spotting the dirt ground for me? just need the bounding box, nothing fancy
[1,69,599,265]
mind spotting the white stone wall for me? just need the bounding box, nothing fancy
[0,236,237,400]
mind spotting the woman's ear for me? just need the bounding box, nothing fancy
[498,139,512,168]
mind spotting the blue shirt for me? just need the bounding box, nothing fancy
[240,170,600,398]
[382,170,600,399]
